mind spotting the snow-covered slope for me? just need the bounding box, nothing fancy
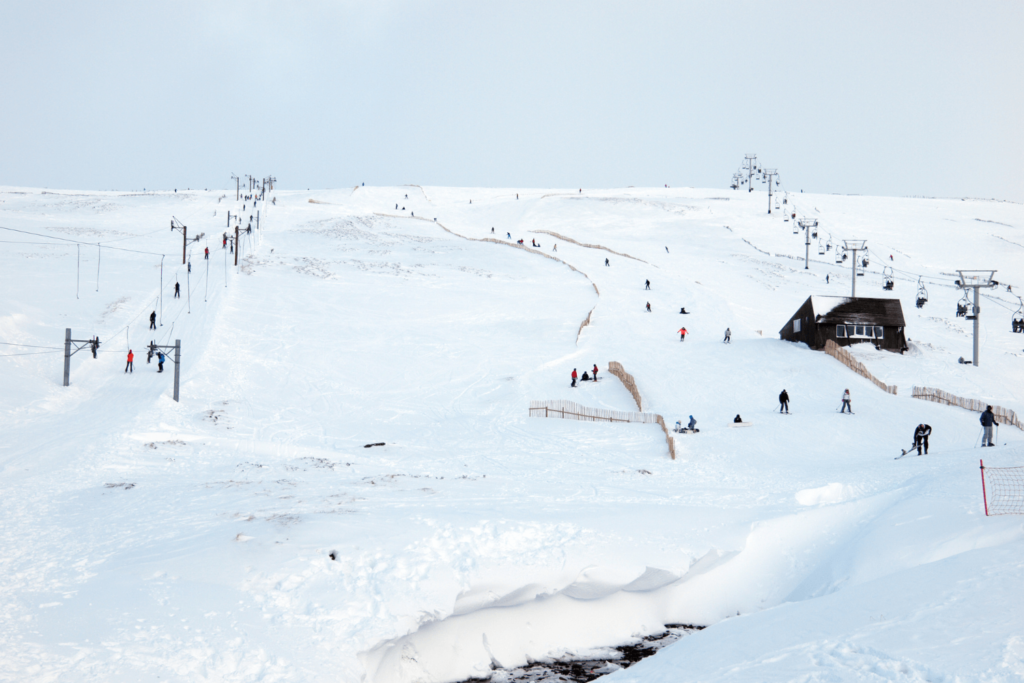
[0,185,1021,682]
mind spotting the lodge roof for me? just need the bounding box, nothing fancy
[807,296,906,327]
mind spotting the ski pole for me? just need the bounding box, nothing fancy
[975,428,983,448]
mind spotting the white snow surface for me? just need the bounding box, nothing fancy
[1,185,1023,682]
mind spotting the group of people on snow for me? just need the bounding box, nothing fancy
[570,365,601,387]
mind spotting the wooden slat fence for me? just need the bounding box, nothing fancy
[528,229,648,264]
[608,361,643,411]
[528,400,658,423]
[576,307,595,345]
[912,387,1023,431]
[528,399,676,460]
[823,340,897,395]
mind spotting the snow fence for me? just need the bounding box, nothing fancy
[912,387,1023,431]
[823,340,897,394]
[608,361,677,460]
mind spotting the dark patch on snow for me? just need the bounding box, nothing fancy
[459,625,704,683]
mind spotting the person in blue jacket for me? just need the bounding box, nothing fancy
[157,351,165,374]
[980,406,998,447]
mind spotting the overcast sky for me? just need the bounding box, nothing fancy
[1,1,1021,200]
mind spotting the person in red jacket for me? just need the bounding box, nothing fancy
[204,247,210,260]
[125,349,134,373]
[592,364,599,381]
[677,327,687,341]
[571,368,578,387]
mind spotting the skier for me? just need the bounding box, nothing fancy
[646,302,652,312]
[90,338,99,358]
[571,368,578,388]
[174,282,181,298]
[779,389,790,413]
[507,232,511,239]
[734,415,743,423]
[840,389,852,413]
[826,274,829,284]
[188,261,191,273]
[645,279,651,290]
[592,364,599,380]
[157,351,165,373]
[723,328,731,343]
[677,327,687,341]
[149,311,157,330]
[665,246,669,253]
[553,244,557,252]
[605,258,610,266]
[204,247,209,260]
[125,349,134,373]
[980,406,998,447]
[913,424,931,455]
[491,227,495,234]
[223,234,227,249]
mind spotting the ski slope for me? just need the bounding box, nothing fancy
[1,184,1022,682]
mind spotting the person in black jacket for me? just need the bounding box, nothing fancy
[779,390,790,413]
[913,424,932,455]
[980,407,998,447]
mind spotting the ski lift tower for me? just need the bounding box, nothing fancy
[798,218,817,269]
[744,154,757,193]
[956,270,998,367]
[843,240,866,298]
[764,169,779,214]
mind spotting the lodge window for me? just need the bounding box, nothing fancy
[836,324,884,339]
[793,318,801,333]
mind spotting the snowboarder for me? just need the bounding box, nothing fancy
[913,424,931,455]
[779,389,790,413]
[687,415,698,432]
[841,389,852,413]
[149,311,157,330]
[665,247,669,253]
[571,368,578,387]
[174,282,181,298]
[645,279,651,290]
[605,258,610,266]
[677,327,687,341]
[980,406,998,447]
[125,349,134,373]
[581,370,591,381]
[592,364,599,380]
[157,351,165,373]
[679,307,689,314]
[646,302,651,312]
[724,328,731,343]
[734,415,743,423]
[204,247,209,260]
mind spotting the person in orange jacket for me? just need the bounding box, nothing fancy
[678,327,687,341]
[125,349,134,373]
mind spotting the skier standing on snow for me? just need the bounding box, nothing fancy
[645,279,651,290]
[592,364,598,380]
[913,424,931,455]
[724,328,731,343]
[646,302,652,312]
[157,351,165,373]
[571,368,578,387]
[174,282,181,298]
[605,258,610,266]
[150,311,157,330]
[841,389,852,413]
[204,247,209,260]
[980,406,998,447]
[779,389,790,413]
[677,327,687,341]
[688,415,697,431]
[125,349,134,374]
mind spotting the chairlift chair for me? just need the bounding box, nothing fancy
[882,266,894,291]
[817,240,826,255]
[1011,297,1024,333]
[916,278,928,309]
[956,290,971,318]
[835,248,844,264]
[792,223,799,235]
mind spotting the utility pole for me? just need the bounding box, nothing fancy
[147,340,182,401]
[763,169,779,214]
[956,270,998,367]
[843,240,866,298]
[744,155,757,193]
[234,225,240,266]
[227,211,231,228]
[63,328,100,386]
[231,174,240,201]
[171,217,204,266]
[799,218,817,270]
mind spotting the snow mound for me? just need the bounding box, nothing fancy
[795,483,858,506]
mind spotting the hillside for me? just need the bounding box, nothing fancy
[1,184,1022,682]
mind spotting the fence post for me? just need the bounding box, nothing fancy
[980,460,989,516]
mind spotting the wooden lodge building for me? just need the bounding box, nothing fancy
[779,296,908,353]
